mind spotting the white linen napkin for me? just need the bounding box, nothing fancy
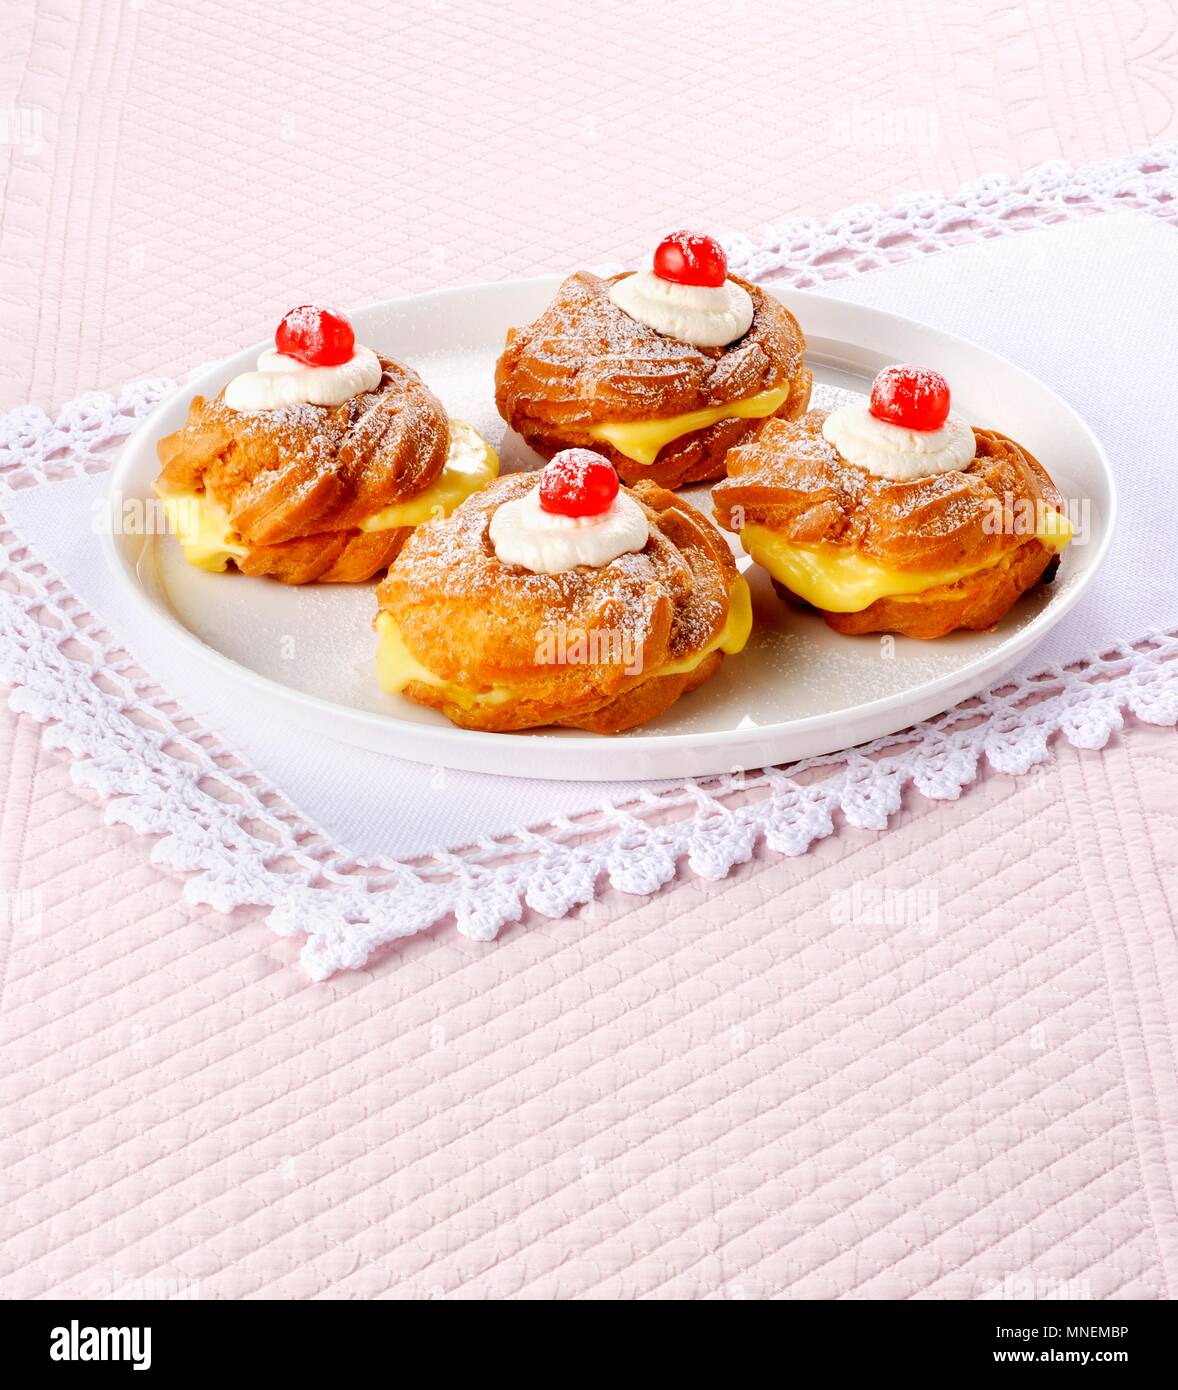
[4,213,1172,863]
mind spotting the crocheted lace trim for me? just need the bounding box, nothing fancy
[2,145,1177,979]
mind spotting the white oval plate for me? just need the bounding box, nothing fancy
[104,278,1114,782]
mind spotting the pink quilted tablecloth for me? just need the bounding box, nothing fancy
[3,0,1178,1299]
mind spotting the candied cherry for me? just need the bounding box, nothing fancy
[275,304,355,366]
[869,365,951,431]
[538,449,619,517]
[652,231,728,288]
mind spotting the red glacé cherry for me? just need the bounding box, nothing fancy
[275,305,355,366]
[538,449,619,517]
[652,231,727,288]
[869,365,951,431]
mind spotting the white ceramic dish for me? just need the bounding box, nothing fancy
[103,279,1114,782]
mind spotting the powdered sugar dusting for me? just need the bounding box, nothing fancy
[276,304,338,358]
[544,447,610,497]
[159,357,450,540]
[498,271,806,425]
[381,471,734,682]
[715,385,1063,572]
[811,382,864,413]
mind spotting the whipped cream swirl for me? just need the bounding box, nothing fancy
[608,271,754,348]
[821,402,976,482]
[489,485,649,575]
[223,345,382,411]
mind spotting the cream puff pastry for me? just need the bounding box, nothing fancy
[375,449,752,732]
[712,366,1072,639]
[155,305,497,584]
[494,233,811,489]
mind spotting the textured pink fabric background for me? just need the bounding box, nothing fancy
[3,0,1178,1299]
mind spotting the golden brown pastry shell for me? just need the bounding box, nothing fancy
[494,271,811,488]
[155,357,450,583]
[375,475,738,732]
[712,409,1068,639]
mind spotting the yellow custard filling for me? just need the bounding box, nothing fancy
[374,611,514,709]
[740,516,1072,613]
[157,490,249,572]
[660,574,753,674]
[375,575,753,708]
[359,422,498,531]
[587,384,791,467]
[156,421,497,572]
